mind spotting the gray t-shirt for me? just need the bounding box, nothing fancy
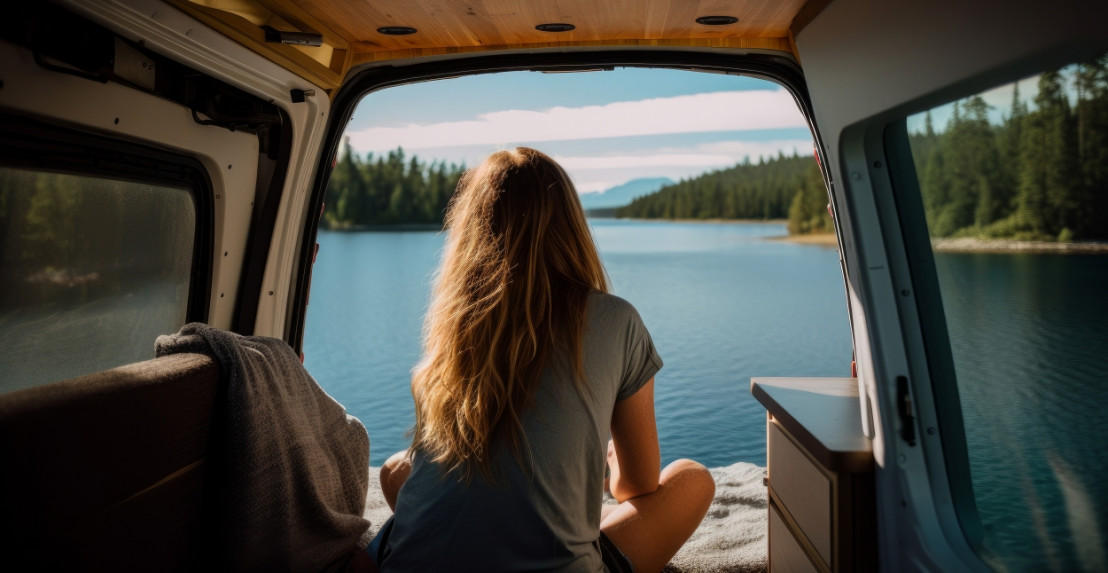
[380,293,662,572]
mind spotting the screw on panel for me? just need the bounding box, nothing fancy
[224,251,228,256]
[114,118,119,125]
[900,289,911,296]
[216,194,221,199]
[268,291,274,295]
[927,427,936,435]
[873,160,882,168]
[850,172,861,181]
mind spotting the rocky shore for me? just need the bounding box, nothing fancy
[770,233,1108,255]
[930,237,1108,253]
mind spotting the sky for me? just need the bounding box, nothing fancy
[342,68,815,194]
[906,76,1042,135]
[341,65,1068,194]
[905,65,1092,134]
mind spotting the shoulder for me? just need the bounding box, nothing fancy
[587,291,642,322]
[586,292,650,336]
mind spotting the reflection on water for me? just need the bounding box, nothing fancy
[303,220,853,467]
[937,253,1108,572]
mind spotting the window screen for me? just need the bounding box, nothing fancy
[0,168,198,393]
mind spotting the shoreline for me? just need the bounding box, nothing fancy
[765,232,838,247]
[321,223,1108,254]
[765,232,1108,254]
[596,217,787,225]
[930,237,1108,254]
[321,223,443,232]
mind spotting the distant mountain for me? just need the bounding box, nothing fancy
[578,177,675,210]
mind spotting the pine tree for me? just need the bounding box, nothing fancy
[1016,70,1079,238]
[1074,54,1108,238]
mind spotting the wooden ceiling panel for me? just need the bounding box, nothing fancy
[168,0,819,89]
[298,0,808,51]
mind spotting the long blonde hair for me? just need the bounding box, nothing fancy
[410,147,609,481]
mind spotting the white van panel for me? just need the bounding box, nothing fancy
[0,40,256,330]
[61,0,332,338]
[795,0,1108,571]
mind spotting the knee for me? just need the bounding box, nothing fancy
[380,450,410,484]
[663,459,715,505]
[380,450,412,511]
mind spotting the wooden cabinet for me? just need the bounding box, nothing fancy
[751,378,876,572]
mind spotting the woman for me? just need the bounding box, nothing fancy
[371,148,714,573]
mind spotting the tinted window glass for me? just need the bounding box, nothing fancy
[0,168,196,393]
[906,52,1108,570]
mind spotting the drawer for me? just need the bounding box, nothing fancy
[768,420,832,565]
[770,500,820,573]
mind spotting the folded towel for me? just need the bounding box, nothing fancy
[156,323,370,572]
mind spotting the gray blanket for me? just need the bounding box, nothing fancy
[156,323,370,572]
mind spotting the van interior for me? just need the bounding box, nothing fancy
[2,0,1107,571]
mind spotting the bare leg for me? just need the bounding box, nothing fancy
[380,449,412,512]
[600,459,715,573]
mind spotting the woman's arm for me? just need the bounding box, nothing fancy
[607,378,661,502]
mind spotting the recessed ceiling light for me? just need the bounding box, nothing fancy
[695,16,739,26]
[377,26,417,35]
[535,23,575,32]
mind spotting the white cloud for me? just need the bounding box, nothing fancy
[346,90,806,153]
[555,139,813,173]
[556,153,736,170]
[560,139,815,193]
[576,181,619,194]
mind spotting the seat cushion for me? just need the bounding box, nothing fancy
[0,353,220,570]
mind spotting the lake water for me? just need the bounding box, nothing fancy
[936,253,1108,571]
[303,219,853,468]
[303,219,1108,569]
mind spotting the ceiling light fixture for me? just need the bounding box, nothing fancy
[535,23,575,32]
[695,16,739,26]
[377,26,418,35]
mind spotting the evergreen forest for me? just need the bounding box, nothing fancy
[321,143,465,229]
[620,54,1108,240]
[614,154,834,236]
[910,55,1108,240]
[321,53,1107,240]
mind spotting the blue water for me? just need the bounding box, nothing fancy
[937,253,1108,571]
[302,220,1108,570]
[303,220,853,468]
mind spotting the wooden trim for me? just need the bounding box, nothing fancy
[164,0,346,90]
[790,0,834,37]
[352,37,793,65]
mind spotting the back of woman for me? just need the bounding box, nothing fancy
[372,148,713,573]
[382,293,659,572]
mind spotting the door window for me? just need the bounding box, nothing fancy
[905,51,1108,570]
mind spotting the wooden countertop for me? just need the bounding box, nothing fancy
[751,377,873,473]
